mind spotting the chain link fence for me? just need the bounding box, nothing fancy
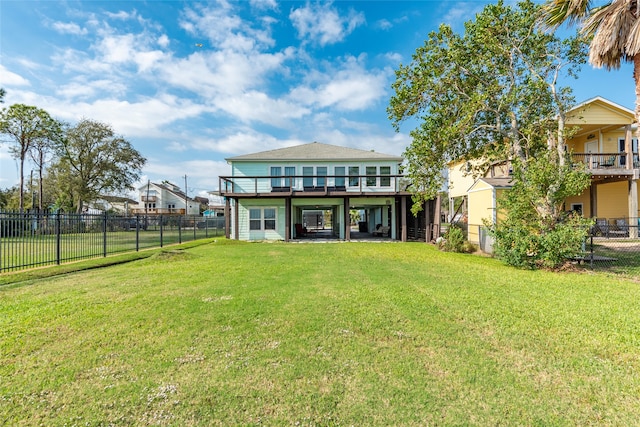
[0,210,225,273]
[579,222,640,276]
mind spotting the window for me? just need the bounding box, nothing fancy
[270,166,281,188]
[366,166,377,187]
[618,137,639,166]
[249,207,277,231]
[264,208,276,230]
[349,166,360,187]
[317,167,327,187]
[168,203,176,212]
[303,167,314,188]
[380,166,391,187]
[284,166,295,187]
[334,167,345,187]
[249,209,262,230]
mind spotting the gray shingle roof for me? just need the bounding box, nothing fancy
[226,142,403,162]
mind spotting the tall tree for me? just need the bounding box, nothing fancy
[0,88,5,103]
[53,119,146,213]
[29,121,63,211]
[0,104,61,211]
[541,0,640,126]
[389,0,586,213]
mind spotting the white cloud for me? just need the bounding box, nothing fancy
[383,52,403,64]
[51,21,88,35]
[191,129,305,155]
[289,56,388,111]
[216,91,310,126]
[0,65,30,86]
[158,34,170,48]
[376,19,393,31]
[250,0,278,11]
[180,2,276,52]
[289,1,365,46]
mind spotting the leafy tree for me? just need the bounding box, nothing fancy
[0,104,62,211]
[542,0,640,127]
[52,119,146,213]
[0,186,19,210]
[388,0,592,268]
[0,88,5,103]
[389,0,587,212]
[491,152,592,268]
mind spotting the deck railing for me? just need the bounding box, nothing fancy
[571,153,640,170]
[219,174,407,195]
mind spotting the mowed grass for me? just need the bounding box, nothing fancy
[2,240,640,426]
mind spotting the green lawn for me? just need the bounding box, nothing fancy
[2,240,640,425]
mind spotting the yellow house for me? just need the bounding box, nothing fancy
[449,97,639,247]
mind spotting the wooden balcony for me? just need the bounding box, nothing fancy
[141,195,157,202]
[571,153,640,179]
[219,174,409,198]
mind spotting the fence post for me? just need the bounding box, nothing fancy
[590,235,594,269]
[135,214,140,252]
[103,212,108,258]
[178,215,182,244]
[193,216,196,241]
[160,215,164,247]
[55,211,61,265]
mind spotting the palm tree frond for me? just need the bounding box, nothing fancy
[541,0,594,29]
[586,0,636,68]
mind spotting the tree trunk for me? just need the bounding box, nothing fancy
[18,157,24,212]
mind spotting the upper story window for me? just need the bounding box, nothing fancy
[334,167,345,187]
[366,166,377,187]
[348,166,359,187]
[380,166,391,187]
[270,166,296,188]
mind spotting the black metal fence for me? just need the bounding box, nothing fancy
[0,210,225,273]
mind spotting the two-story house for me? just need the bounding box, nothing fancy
[219,142,440,242]
[132,181,200,215]
[449,96,639,248]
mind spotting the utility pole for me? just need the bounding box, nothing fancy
[184,175,188,215]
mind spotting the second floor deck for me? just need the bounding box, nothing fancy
[219,174,408,198]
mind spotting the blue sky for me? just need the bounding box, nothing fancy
[0,0,635,199]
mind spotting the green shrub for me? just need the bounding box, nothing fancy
[439,226,476,253]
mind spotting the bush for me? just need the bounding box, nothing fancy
[439,226,476,253]
[489,152,592,270]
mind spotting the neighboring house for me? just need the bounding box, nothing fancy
[219,142,440,242]
[131,181,200,215]
[92,195,139,214]
[449,96,640,247]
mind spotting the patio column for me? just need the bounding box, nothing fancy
[630,179,638,238]
[285,197,291,242]
[224,197,230,239]
[424,200,431,242]
[344,197,350,241]
[434,194,442,240]
[401,196,407,242]
[234,198,239,240]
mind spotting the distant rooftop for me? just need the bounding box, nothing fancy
[226,142,403,162]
